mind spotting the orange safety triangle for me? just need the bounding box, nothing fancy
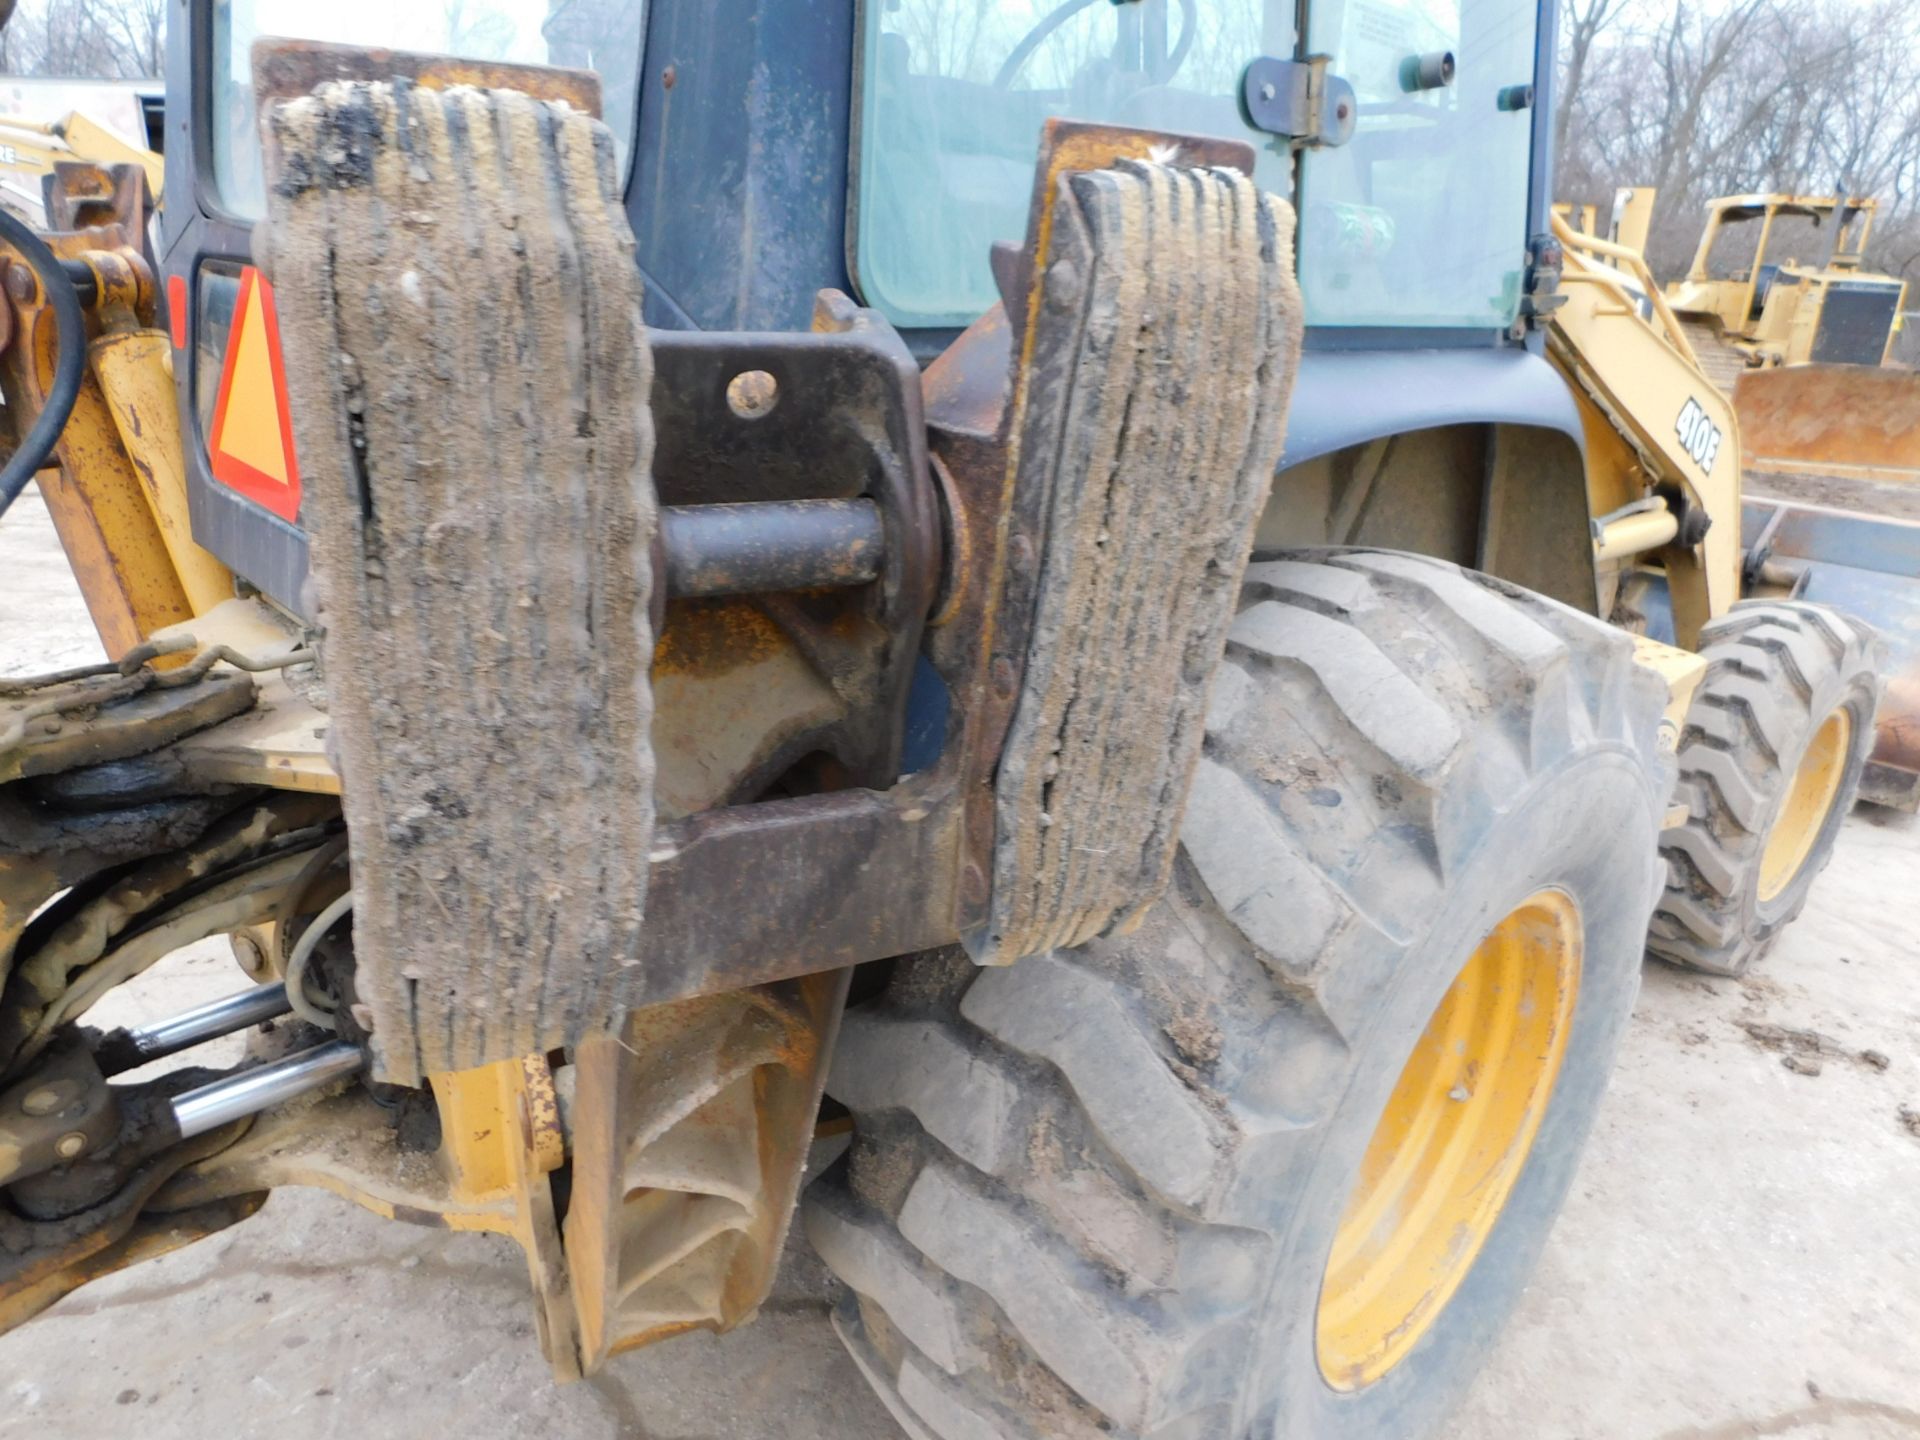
[208,265,302,523]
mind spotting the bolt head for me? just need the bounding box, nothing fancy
[55,1132,87,1159]
[230,932,268,978]
[20,1085,65,1117]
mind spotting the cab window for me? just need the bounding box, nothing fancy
[1296,0,1538,328]
[209,0,647,221]
[854,0,1541,333]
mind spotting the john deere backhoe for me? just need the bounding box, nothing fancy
[0,2,1900,1437]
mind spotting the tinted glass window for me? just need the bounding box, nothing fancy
[855,0,1540,332]
[855,0,1288,328]
[210,0,647,220]
[1297,0,1538,328]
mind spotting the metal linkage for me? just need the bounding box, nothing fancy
[0,634,311,755]
[659,498,885,599]
[170,1039,363,1139]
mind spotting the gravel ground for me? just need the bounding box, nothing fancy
[3,489,1917,1439]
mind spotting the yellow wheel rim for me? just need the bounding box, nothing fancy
[1757,708,1852,903]
[1316,889,1582,1391]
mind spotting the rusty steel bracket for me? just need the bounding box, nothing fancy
[565,970,849,1370]
[648,305,940,791]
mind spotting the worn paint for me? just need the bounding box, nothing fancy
[90,328,234,612]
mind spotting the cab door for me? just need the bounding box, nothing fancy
[1296,0,1543,333]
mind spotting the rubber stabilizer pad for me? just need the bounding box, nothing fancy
[263,79,658,1084]
[978,162,1304,963]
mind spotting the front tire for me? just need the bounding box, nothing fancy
[805,552,1671,1439]
[1649,600,1880,977]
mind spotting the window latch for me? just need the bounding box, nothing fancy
[1240,56,1357,150]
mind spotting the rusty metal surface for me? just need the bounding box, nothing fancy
[1736,365,1920,481]
[566,969,849,1371]
[649,320,938,791]
[659,498,885,599]
[633,777,961,1003]
[541,129,1274,1008]
[251,37,602,117]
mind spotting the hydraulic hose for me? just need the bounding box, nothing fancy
[0,206,87,521]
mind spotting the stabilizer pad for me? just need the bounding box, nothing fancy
[981,162,1303,963]
[264,80,657,1083]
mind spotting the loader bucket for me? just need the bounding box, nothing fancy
[1745,498,1920,808]
[1736,366,1920,482]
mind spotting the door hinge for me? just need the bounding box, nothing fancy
[1514,231,1569,336]
[1240,55,1357,150]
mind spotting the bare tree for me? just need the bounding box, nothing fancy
[1,0,164,78]
[1557,0,1920,291]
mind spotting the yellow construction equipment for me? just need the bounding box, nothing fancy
[1663,193,1918,480]
[0,5,1902,1436]
[0,109,162,224]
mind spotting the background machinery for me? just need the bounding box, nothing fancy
[0,78,162,223]
[0,2,1903,1437]
[1664,193,1919,485]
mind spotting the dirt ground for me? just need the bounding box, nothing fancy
[3,488,1918,1440]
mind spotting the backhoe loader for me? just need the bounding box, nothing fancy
[0,2,1899,1437]
[1564,187,1920,810]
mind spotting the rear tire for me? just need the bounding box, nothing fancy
[805,551,1671,1439]
[1649,600,1880,977]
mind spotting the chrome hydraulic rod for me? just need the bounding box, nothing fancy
[97,983,293,1076]
[170,1039,364,1139]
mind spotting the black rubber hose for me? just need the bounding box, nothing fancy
[0,207,87,520]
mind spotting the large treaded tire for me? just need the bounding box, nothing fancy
[805,551,1672,1440]
[1648,600,1880,977]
